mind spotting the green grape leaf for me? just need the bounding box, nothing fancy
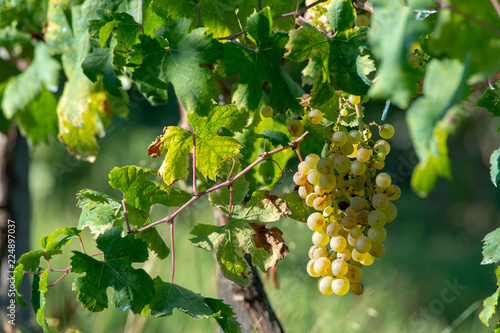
[482,228,500,265]
[286,22,374,103]
[327,0,356,32]
[286,22,332,107]
[47,0,130,161]
[152,0,241,38]
[148,105,248,185]
[127,19,223,115]
[19,227,81,271]
[77,189,122,235]
[368,0,429,108]
[150,278,241,333]
[109,166,191,210]
[143,0,166,36]
[31,269,49,332]
[82,47,122,97]
[71,227,153,313]
[237,2,297,32]
[209,178,250,209]
[476,82,500,127]
[1,42,60,118]
[13,264,27,308]
[255,130,290,148]
[216,8,301,113]
[406,58,469,197]
[490,148,500,187]
[88,9,142,50]
[281,191,316,223]
[427,0,500,83]
[190,220,288,286]
[480,266,500,326]
[12,87,58,147]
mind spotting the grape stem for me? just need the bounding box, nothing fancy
[131,131,310,233]
[355,104,364,133]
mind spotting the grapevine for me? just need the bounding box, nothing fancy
[1,0,500,332]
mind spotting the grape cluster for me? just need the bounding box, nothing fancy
[294,121,400,296]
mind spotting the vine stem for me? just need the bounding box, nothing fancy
[132,131,310,233]
[192,132,198,195]
[123,199,132,233]
[436,0,500,36]
[170,222,175,283]
[491,0,500,18]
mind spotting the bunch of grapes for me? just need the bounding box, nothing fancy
[293,117,400,296]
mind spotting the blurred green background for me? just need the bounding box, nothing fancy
[20,79,500,333]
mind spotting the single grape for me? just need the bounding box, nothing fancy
[345,265,363,283]
[314,257,332,275]
[361,253,375,266]
[316,158,335,175]
[331,259,348,277]
[287,119,304,137]
[308,109,323,125]
[305,153,320,169]
[348,130,362,144]
[350,196,367,212]
[379,124,395,139]
[372,193,390,210]
[357,209,369,225]
[334,155,351,173]
[330,235,347,252]
[337,249,351,261]
[306,193,318,207]
[350,160,366,176]
[323,206,334,217]
[317,276,334,295]
[298,183,312,199]
[355,236,372,253]
[369,242,385,257]
[306,259,321,277]
[349,226,363,238]
[355,14,370,27]
[331,277,350,295]
[372,160,385,170]
[383,202,397,223]
[260,106,273,118]
[332,131,348,146]
[375,172,392,188]
[356,148,371,163]
[293,172,307,186]
[340,143,354,156]
[298,161,310,175]
[351,282,364,295]
[313,196,327,211]
[326,222,340,237]
[368,210,386,228]
[307,212,326,231]
[367,227,387,244]
[319,174,337,191]
[340,108,349,117]
[307,169,321,186]
[386,184,401,201]
[349,95,361,105]
[342,215,358,229]
[374,139,391,155]
[312,230,330,247]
